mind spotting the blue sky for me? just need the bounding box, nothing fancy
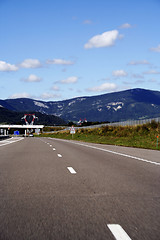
[0,0,160,101]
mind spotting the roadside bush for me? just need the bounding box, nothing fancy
[43,126,65,132]
[116,127,130,137]
[80,128,84,133]
[149,120,158,129]
[101,126,109,134]
[98,128,103,135]
[142,125,149,132]
[135,125,141,132]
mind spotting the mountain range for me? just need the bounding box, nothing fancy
[0,88,160,123]
[0,107,66,125]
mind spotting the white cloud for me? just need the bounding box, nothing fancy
[87,82,117,92]
[148,78,157,83]
[51,85,60,91]
[128,60,150,65]
[112,70,128,77]
[123,79,145,85]
[9,92,61,100]
[20,59,42,68]
[143,70,160,74]
[9,92,31,99]
[150,44,160,52]
[60,76,78,84]
[119,23,132,29]
[46,59,74,65]
[0,60,18,72]
[122,81,130,85]
[134,80,145,84]
[131,74,144,79]
[22,74,42,82]
[83,20,92,24]
[84,30,120,49]
[40,92,61,99]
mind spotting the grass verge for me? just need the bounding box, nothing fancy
[39,121,160,150]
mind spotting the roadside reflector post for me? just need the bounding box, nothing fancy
[157,136,159,149]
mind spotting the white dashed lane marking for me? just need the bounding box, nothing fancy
[53,148,56,151]
[57,154,62,158]
[50,138,160,166]
[107,224,132,240]
[67,167,76,174]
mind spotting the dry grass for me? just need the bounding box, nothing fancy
[39,121,160,150]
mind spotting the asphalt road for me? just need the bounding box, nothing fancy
[0,137,160,240]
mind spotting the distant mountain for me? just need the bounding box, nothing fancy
[1,88,160,123]
[0,107,66,125]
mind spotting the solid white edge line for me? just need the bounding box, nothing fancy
[107,224,132,240]
[67,167,76,174]
[49,138,160,166]
[0,137,24,147]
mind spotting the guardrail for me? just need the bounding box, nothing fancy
[43,117,160,133]
[66,117,160,130]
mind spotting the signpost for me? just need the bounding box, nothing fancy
[70,126,76,139]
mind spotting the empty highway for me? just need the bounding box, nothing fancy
[0,137,160,240]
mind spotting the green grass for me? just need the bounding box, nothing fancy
[39,121,160,150]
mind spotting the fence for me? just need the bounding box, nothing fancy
[107,117,160,127]
[71,117,160,130]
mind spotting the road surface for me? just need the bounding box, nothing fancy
[0,137,160,240]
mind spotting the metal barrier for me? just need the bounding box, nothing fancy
[107,117,160,127]
[71,117,160,130]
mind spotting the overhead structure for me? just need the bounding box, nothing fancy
[0,124,44,136]
[0,113,44,136]
[21,114,38,125]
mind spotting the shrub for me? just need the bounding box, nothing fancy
[149,120,158,129]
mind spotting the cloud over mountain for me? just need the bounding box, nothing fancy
[87,82,117,92]
[9,92,31,99]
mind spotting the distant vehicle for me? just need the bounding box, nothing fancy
[29,134,34,137]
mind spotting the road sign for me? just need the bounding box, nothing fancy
[70,126,76,134]
[14,130,19,135]
[35,128,40,134]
